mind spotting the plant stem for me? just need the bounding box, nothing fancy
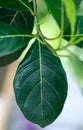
[57,0,64,49]
[61,0,64,36]
[33,0,40,35]
[63,34,83,37]
[32,0,69,58]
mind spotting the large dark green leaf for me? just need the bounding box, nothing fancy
[0,8,34,33]
[14,40,68,127]
[0,23,29,66]
[0,0,32,10]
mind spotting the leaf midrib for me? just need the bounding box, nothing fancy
[39,42,43,120]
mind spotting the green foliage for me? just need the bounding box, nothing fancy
[0,0,32,10]
[44,0,81,29]
[14,40,67,127]
[0,8,34,32]
[0,6,34,66]
[76,16,83,48]
[0,0,83,128]
[63,0,76,35]
[0,23,28,66]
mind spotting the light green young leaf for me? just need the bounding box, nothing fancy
[37,0,49,23]
[63,0,76,35]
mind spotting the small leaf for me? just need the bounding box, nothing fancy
[0,8,34,33]
[14,40,68,127]
[37,0,49,23]
[0,23,30,66]
[63,0,76,35]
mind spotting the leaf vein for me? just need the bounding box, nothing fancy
[20,68,40,89]
[42,78,62,107]
[39,43,44,120]
[18,58,39,73]
[42,64,65,85]
[43,97,55,117]
[24,81,40,106]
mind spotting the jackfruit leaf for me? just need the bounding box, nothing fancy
[14,40,68,127]
[0,23,30,66]
[0,8,34,33]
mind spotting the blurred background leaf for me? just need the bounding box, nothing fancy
[0,8,34,33]
[0,0,33,11]
[0,23,29,66]
[63,0,76,35]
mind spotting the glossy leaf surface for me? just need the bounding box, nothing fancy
[0,23,29,66]
[14,40,68,127]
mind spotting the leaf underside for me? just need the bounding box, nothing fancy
[14,40,68,127]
